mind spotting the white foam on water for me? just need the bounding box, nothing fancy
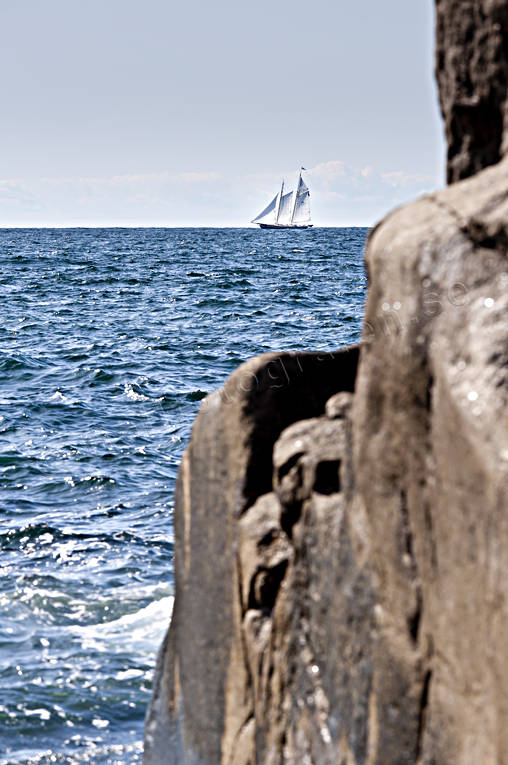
[70,596,173,657]
[3,739,143,765]
[49,390,65,401]
[124,383,149,401]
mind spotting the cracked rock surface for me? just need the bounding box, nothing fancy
[143,349,360,765]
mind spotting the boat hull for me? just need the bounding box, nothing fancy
[257,224,313,229]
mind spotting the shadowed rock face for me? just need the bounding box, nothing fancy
[144,349,361,765]
[436,0,508,182]
[145,2,508,762]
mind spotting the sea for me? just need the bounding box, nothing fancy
[0,227,367,764]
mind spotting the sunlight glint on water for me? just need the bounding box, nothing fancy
[0,227,367,763]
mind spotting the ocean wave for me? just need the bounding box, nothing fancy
[70,596,173,656]
[2,740,143,765]
[0,226,367,760]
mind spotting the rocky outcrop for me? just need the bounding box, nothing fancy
[144,349,360,765]
[436,0,508,182]
[355,159,508,762]
[145,2,508,762]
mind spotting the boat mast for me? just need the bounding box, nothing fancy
[274,180,284,224]
[290,171,302,225]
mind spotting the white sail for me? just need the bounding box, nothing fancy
[276,191,294,225]
[274,181,284,221]
[251,171,312,227]
[291,177,311,225]
[251,193,278,224]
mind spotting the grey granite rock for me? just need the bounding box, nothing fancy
[436,0,508,182]
[354,157,508,762]
[143,348,359,765]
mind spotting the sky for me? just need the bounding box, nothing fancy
[0,0,445,227]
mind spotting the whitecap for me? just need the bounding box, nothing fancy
[124,383,149,401]
[24,708,51,720]
[49,390,67,402]
[92,717,109,728]
[70,596,173,656]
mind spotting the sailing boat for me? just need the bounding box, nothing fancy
[252,170,312,229]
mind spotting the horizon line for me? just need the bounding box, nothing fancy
[0,223,373,230]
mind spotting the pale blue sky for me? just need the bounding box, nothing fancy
[0,0,445,226]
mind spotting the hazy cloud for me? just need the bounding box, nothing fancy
[380,170,433,188]
[0,162,442,227]
[0,180,43,211]
[308,161,347,185]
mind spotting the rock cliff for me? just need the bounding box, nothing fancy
[145,2,508,762]
[435,0,508,182]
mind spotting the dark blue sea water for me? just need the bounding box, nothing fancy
[0,227,367,764]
